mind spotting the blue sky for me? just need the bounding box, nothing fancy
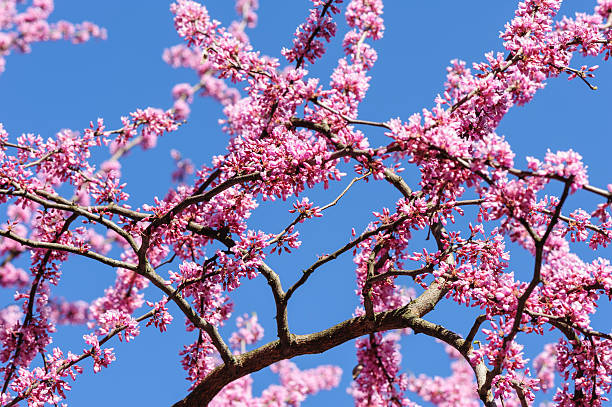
[1,1,611,406]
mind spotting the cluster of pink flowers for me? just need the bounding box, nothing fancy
[145,297,173,333]
[228,313,263,352]
[111,107,179,152]
[0,0,106,74]
[349,332,410,406]
[7,347,82,406]
[407,345,480,407]
[282,0,342,66]
[210,360,342,406]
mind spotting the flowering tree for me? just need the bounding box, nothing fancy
[0,0,611,406]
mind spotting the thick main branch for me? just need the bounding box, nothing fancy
[172,306,459,407]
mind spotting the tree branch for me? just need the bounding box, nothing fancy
[0,228,135,271]
[172,306,473,407]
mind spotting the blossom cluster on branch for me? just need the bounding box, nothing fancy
[0,0,106,74]
[0,0,611,406]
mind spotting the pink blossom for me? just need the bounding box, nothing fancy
[0,0,105,74]
[229,313,263,352]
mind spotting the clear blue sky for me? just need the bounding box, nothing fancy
[1,1,611,406]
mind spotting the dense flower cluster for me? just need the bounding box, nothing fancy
[210,360,342,406]
[0,0,106,74]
